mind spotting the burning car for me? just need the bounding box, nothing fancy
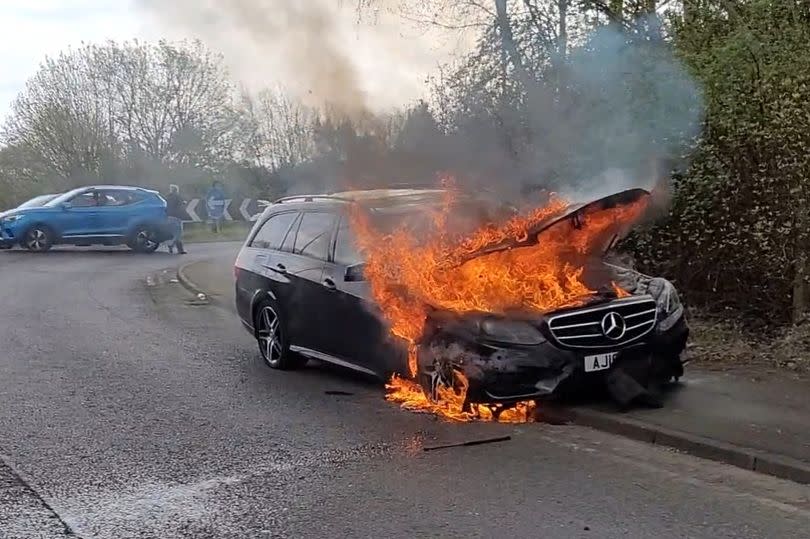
[234,187,687,421]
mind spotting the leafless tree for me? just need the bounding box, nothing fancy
[2,40,239,190]
[238,88,318,173]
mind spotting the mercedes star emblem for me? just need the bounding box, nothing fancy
[600,311,626,340]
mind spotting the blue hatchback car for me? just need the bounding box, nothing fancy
[0,185,171,252]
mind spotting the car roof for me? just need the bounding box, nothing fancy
[271,188,448,209]
[86,185,158,192]
[59,185,160,197]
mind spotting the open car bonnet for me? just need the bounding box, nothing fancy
[457,188,652,264]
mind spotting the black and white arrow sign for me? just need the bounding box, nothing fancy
[185,199,200,222]
[182,198,261,222]
[239,199,252,221]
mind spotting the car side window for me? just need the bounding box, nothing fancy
[70,192,98,207]
[251,212,298,250]
[334,216,363,266]
[294,212,336,260]
[279,214,300,252]
[99,190,141,206]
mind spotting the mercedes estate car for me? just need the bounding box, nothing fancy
[0,185,171,252]
[234,189,688,408]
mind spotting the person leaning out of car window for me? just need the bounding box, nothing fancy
[166,184,187,255]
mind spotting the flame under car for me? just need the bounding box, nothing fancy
[234,187,688,418]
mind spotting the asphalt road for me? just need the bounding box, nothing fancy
[0,244,808,539]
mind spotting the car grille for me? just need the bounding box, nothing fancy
[546,296,657,349]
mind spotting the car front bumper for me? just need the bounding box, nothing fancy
[418,316,689,407]
[0,224,18,247]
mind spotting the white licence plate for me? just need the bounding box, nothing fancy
[584,352,617,373]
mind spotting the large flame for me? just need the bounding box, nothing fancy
[386,374,537,423]
[350,182,648,422]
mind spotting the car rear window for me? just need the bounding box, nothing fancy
[251,212,298,250]
[294,212,335,260]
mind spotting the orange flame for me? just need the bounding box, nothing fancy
[386,374,537,423]
[351,181,649,422]
[612,281,632,298]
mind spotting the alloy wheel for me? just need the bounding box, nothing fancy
[257,305,283,365]
[135,229,157,251]
[26,229,49,251]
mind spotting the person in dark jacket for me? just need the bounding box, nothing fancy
[166,184,187,254]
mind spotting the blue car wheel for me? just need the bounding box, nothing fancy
[23,225,54,252]
[128,225,160,253]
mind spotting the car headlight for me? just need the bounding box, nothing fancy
[1,214,23,224]
[648,278,683,332]
[480,318,545,345]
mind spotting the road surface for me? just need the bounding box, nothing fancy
[0,244,808,538]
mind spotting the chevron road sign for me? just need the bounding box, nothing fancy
[181,198,262,223]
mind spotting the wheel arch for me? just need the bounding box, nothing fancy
[249,289,279,337]
[125,219,160,239]
[21,222,61,244]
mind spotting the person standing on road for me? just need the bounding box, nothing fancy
[166,184,187,255]
[206,180,226,234]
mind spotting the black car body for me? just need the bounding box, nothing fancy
[234,189,688,408]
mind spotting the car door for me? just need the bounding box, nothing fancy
[279,210,337,353]
[319,213,408,377]
[93,189,139,236]
[236,211,301,324]
[58,190,102,237]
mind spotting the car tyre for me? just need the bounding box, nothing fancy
[22,225,54,252]
[418,358,472,411]
[128,225,160,253]
[254,299,307,370]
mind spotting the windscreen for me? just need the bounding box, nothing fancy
[366,197,516,243]
[17,194,58,209]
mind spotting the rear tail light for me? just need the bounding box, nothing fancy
[234,265,241,280]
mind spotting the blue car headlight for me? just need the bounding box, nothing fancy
[1,214,23,224]
[480,318,546,345]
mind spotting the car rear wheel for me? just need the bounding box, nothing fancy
[128,226,160,253]
[23,226,53,252]
[254,299,307,370]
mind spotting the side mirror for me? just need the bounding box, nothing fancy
[61,202,72,210]
[344,263,366,282]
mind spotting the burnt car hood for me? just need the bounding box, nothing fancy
[460,188,651,262]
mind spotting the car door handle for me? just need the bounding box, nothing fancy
[322,277,337,290]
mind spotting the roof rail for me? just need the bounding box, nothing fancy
[273,194,355,204]
[336,182,435,192]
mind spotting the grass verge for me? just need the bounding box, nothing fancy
[182,221,251,243]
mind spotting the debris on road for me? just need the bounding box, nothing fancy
[324,390,355,396]
[423,435,511,452]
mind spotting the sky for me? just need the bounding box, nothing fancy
[0,0,471,123]
[0,1,146,120]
